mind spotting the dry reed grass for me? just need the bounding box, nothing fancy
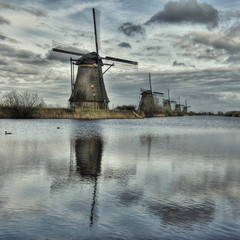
[0,106,143,119]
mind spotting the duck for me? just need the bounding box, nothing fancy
[57,127,60,129]
[5,131,12,135]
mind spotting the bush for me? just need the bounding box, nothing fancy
[1,90,45,118]
[115,105,136,111]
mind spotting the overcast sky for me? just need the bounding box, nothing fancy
[0,0,240,112]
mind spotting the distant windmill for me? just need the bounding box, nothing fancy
[52,8,138,109]
[139,73,163,116]
[163,89,176,111]
[182,100,191,114]
[175,96,183,112]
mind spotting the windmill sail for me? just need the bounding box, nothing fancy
[93,8,101,53]
[52,40,88,56]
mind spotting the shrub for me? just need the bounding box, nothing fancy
[1,90,45,118]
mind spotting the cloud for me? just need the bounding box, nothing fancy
[226,22,240,38]
[0,44,36,59]
[146,46,161,51]
[187,31,240,54]
[0,43,49,68]
[0,2,47,17]
[119,22,145,37]
[118,42,132,48]
[0,34,18,43]
[173,60,186,66]
[145,0,218,28]
[0,16,10,25]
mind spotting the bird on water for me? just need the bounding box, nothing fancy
[5,131,12,135]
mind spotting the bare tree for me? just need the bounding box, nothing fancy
[1,90,45,108]
[1,90,45,118]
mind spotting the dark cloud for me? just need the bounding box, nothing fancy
[173,60,186,66]
[0,2,47,17]
[146,46,161,51]
[226,22,240,37]
[36,43,51,50]
[0,44,35,59]
[0,16,10,25]
[0,43,48,67]
[187,31,240,54]
[118,42,132,48]
[146,0,218,28]
[119,22,145,37]
[0,58,7,66]
[0,34,18,43]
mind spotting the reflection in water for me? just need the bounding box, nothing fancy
[1,117,240,240]
[75,138,102,177]
[147,201,215,229]
[140,135,152,160]
[75,137,103,226]
[51,136,103,227]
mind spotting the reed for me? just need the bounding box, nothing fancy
[0,106,142,119]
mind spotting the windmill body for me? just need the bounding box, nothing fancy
[139,73,163,116]
[163,99,171,111]
[175,104,181,112]
[182,100,191,114]
[163,89,175,111]
[69,52,109,109]
[139,90,155,116]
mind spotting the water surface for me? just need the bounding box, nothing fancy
[0,116,240,239]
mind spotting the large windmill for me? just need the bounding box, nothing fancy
[139,73,163,116]
[52,8,138,109]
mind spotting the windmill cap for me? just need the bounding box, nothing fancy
[76,52,103,65]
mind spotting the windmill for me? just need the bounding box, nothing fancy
[52,8,138,109]
[175,96,183,112]
[139,73,163,116]
[163,89,176,111]
[50,136,103,227]
[182,100,191,114]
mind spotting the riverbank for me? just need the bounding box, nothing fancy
[0,106,145,119]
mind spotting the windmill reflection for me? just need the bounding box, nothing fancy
[140,135,152,160]
[74,137,103,227]
[52,136,103,227]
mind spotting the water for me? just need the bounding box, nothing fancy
[0,116,240,240]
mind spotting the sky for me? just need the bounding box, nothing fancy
[0,0,240,112]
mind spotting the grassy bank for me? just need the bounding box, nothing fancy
[0,106,143,119]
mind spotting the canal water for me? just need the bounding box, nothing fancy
[0,116,240,240]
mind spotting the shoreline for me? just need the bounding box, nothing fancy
[0,107,146,119]
[1,106,239,119]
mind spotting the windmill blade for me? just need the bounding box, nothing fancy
[52,40,88,56]
[104,56,138,65]
[52,48,85,56]
[149,73,152,92]
[153,91,164,95]
[92,8,101,53]
[103,59,138,70]
[170,100,177,103]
